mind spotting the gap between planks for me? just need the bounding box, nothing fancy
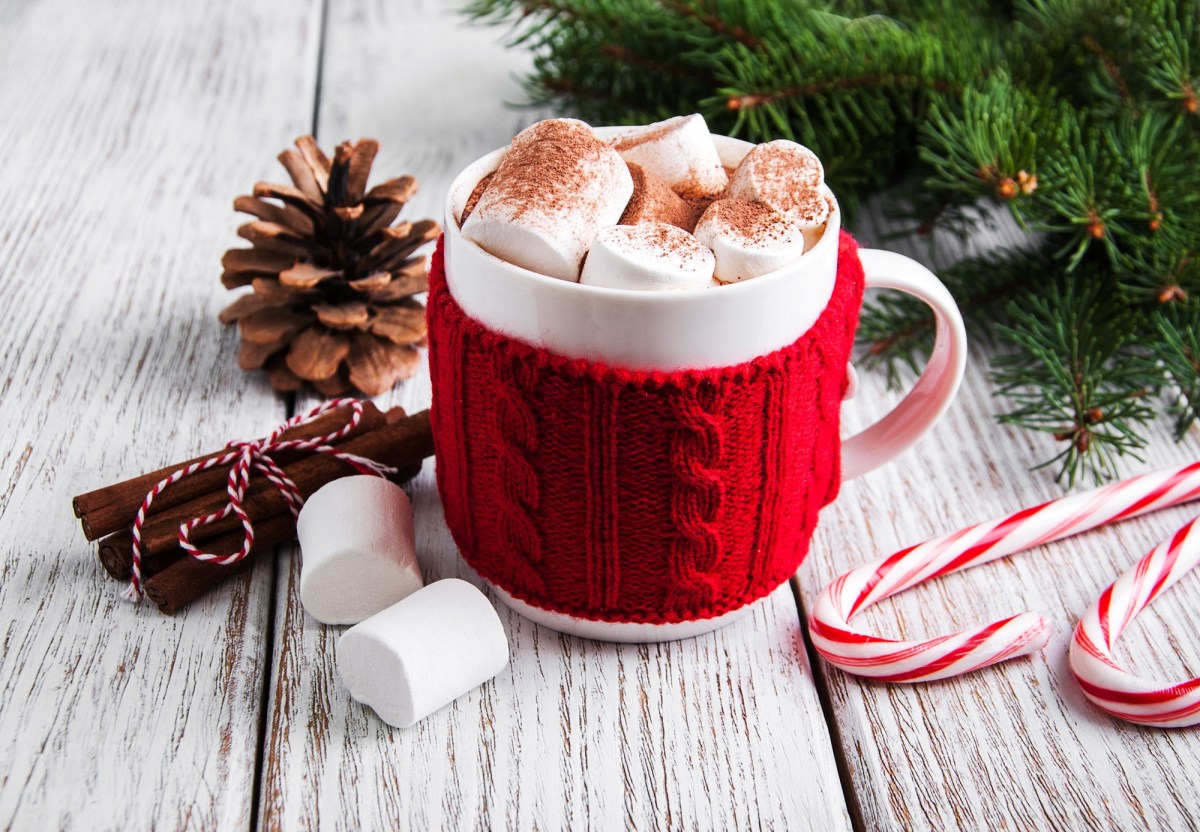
[792,575,869,832]
[250,0,328,824]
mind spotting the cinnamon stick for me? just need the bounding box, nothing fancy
[97,457,425,581]
[97,530,182,580]
[74,402,388,541]
[130,412,432,554]
[143,513,296,614]
[94,412,432,580]
[143,454,428,615]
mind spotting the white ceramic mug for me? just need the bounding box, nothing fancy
[435,130,968,641]
[445,131,968,483]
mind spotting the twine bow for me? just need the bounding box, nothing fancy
[124,398,396,602]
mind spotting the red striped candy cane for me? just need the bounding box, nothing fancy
[124,398,396,603]
[808,462,1200,683]
[1069,513,1200,727]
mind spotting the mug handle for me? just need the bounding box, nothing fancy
[840,249,968,481]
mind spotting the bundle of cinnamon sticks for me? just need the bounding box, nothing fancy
[72,403,434,613]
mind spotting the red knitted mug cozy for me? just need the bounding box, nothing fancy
[427,231,866,624]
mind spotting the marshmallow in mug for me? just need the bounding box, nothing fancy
[693,199,811,283]
[337,579,510,728]
[724,139,825,211]
[725,139,829,251]
[460,119,633,282]
[581,223,716,291]
[609,114,729,198]
[296,476,424,625]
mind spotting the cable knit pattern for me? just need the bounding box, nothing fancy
[427,232,866,624]
[492,355,545,594]
[668,381,726,610]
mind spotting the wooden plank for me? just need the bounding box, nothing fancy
[796,207,1200,831]
[0,1,321,828]
[257,1,852,829]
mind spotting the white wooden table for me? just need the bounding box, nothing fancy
[2,1,1198,829]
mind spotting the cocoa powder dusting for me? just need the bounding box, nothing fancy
[609,120,676,152]
[740,141,824,214]
[753,141,822,186]
[459,171,494,224]
[705,199,796,245]
[671,161,732,203]
[484,120,613,223]
[615,222,712,270]
[681,169,731,219]
[785,185,827,222]
[680,190,718,220]
[619,163,701,231]
[672,175,724,203]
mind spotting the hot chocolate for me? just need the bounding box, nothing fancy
[459,114,831,290]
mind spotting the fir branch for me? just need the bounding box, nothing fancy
[466,0,1200,485]
[726,74,958,112]
[1116,245,1199,305]
[919,71,1052,205]
[1081,33,1136,108]
[1131,1,1199,116]
[598,42,703,79]
[535,75,643,108]
[658,0,760,49]
[1152,302,1200,438]
[992,278,1154,486]
[1030,124,1125,269]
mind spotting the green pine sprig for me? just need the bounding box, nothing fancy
[1153,301,1200,438]
[991,275,1155,486]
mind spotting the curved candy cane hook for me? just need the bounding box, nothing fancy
[809,462,1200,683]
[1069,513,1200,727]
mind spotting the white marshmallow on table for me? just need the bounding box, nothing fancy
[581,223,716,291]
[296,475,423,625]
[610,114,728,198]
[460,118,633,282]
[693,199,809,283]
[337,579,510,728]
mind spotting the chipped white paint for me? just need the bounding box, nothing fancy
[0,0,320,829]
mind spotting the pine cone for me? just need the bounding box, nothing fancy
[219,136,441,396]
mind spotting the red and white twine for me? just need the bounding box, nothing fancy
[1069,512,1200,727]
[124,398,396,602]
[808,462,1200,692]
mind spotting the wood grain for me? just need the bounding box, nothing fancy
[0,0,319,828]
[256,1,852,829]
[796,207,1200,831]
[9,0,1199,828]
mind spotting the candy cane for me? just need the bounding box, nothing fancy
[808,462,1200,683]
[1069,513,1200,727]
